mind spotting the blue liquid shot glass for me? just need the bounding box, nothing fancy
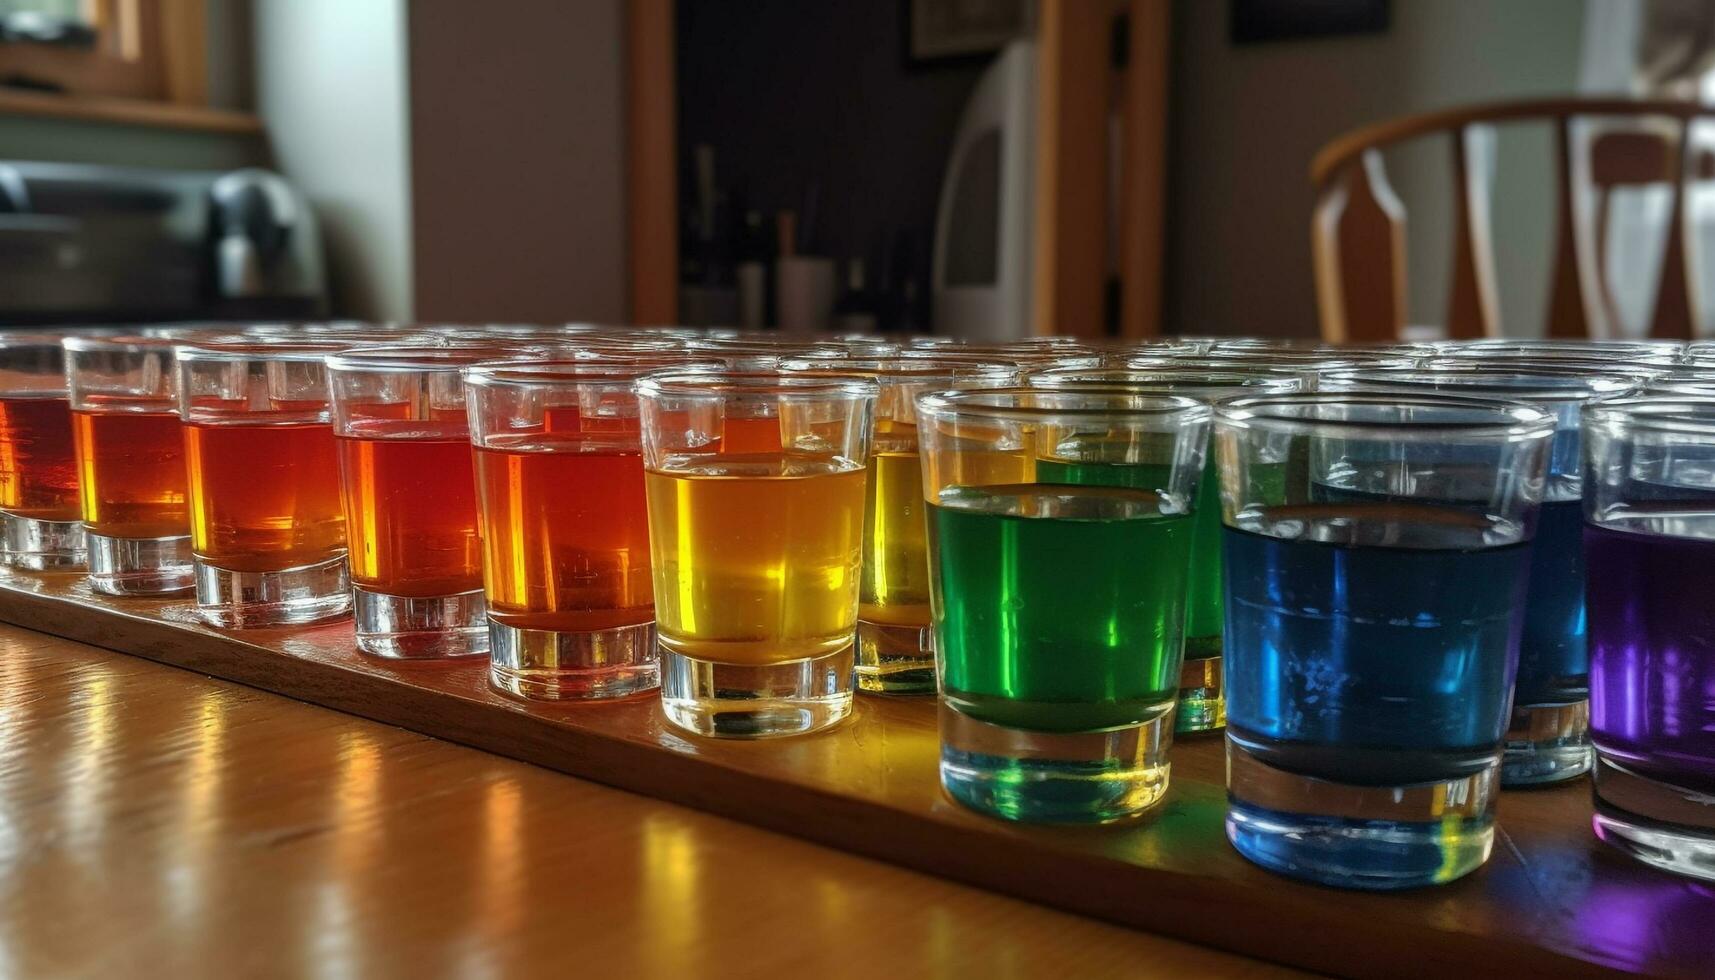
[1215,393,1555,889]
[1323,368,1643,786]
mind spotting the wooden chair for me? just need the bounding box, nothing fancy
[1311,98,1715,344]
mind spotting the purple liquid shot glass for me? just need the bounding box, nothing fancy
[1583,397,1715,883]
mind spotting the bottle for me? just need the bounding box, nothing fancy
[834,258,879,333]
[736,209,769,330]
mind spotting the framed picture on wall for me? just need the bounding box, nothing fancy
[1231,0,1390,44]
[908,0,1033,64]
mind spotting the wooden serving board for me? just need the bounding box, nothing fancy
[0,569,1708,979]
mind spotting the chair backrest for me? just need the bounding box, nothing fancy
[1311,98,1715,343]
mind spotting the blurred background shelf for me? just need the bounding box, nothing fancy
[0,88,260,132]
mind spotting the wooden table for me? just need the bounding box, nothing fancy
[0,623,1297,978]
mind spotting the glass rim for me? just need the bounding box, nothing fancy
[1322,367,1641,403]
[634,370,879,398]
[1646,379,1715,395]
[174,338,356,362]
[327,344,557,372]
[1441,337,1681,350]
[1026,366,1302,390]
[682,338,849,351]
[1216,391,1556,437]
[1433,349,1683,368]
[1583,395,1715,436]
[63,334,180,353]
[915,386,1211,422]
[464,358,726,388]
[777,355,1016,379]
[1418,356,1671,377]
[1188,350,1418,365]
[0,330,77,349]
[1121,355,1375,375]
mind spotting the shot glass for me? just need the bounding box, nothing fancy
[915,388,1212,823]
[0,333,84,570]
[1028,367,1303,734]
[781,357,1017,695]
[636,372,878,737]
[1583,396,1715,882]
[1324,368,1642,785]
[465,360,675,700]
[177,339,355,627]
[328,346,529,659]
[64,336,195,594]
[1216,392,1554,889]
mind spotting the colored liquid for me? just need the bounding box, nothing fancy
[1587,523,1715,791]
[184,418,347,572]
[1033,456,1219,652]
[1185,459,1222,651]
[860,420,930,628]
[473,434,653,633]
[338,422,482,597]
[1516,497,1588,705]
[647,454,866,665]
[720,415,783,454]
[931,483,1192,733]
[71,405,189,537]
[0,395,79,520]
[1224,502,1529,785]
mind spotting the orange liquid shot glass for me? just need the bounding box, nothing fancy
[179,342,354,628]
[185,418,347,572]
[0,394,81,522]
[0,383,86,569]
[326,343,547,660]
[72,402,195,594]
[467,361,666,701]
[335,413,489,660]
[64,337,198,591]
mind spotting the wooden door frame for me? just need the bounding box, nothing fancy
[625,0,678,326]
[1033,0,1170,338]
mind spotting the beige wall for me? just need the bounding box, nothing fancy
[1166,0,1589,338]
[253,0,415,322]
[407,0,628,324]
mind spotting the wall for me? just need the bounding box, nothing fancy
[407,0,627,324]
[1166,0,1589,338]
[252,0,414,322]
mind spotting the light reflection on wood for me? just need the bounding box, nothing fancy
[0,624,1292,978]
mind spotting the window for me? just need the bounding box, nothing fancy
[0,0,206,104]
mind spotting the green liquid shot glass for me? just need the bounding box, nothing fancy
[1036,456,1228,735]
[916,388,1211,824]
[1022,366,1305,737]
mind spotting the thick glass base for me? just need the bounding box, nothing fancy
[193,554,352,628]
[1592,755,1715,882]
[1176,646,1224,734]
[939,701,1172,823]
[1,514,85,571]
[1225,738,1497,889]
[354,586,488,660]
[86,532,193,596]
[489,619,658,701]
[661,645,853,738]
[1502,700,1592,786]
[855,618,935,695]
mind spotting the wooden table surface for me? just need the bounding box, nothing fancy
[0,623,1300,979]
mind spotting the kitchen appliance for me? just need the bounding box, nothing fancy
[0,161,327,325]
